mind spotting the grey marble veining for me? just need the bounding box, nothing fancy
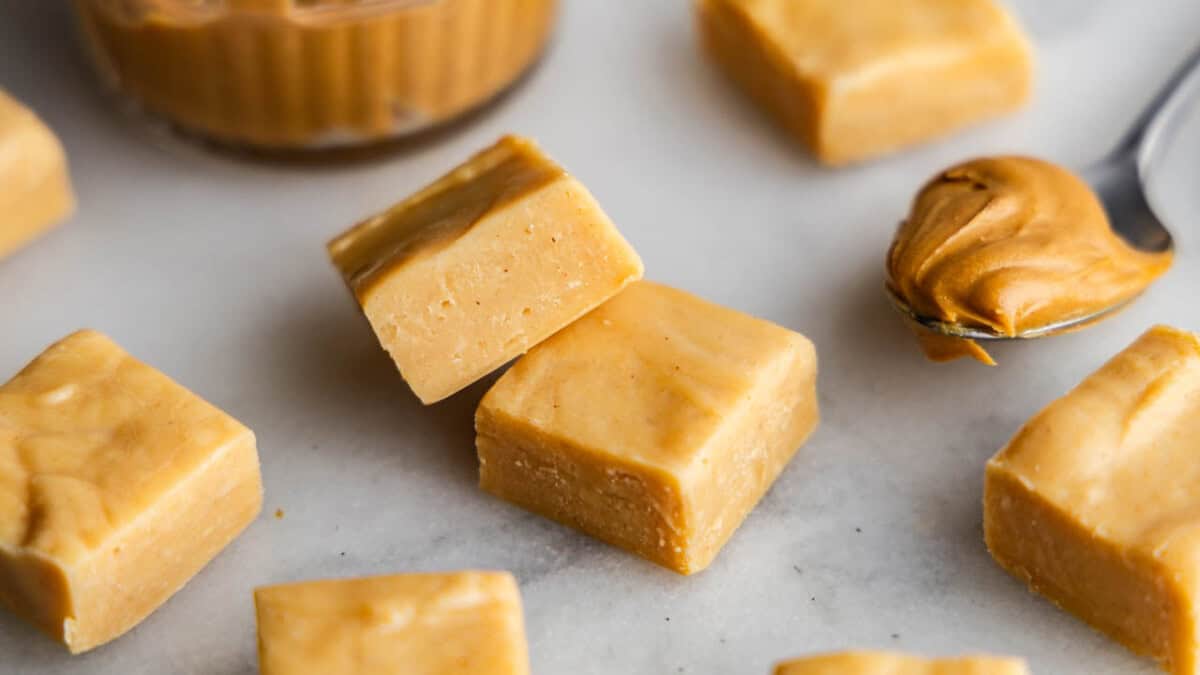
[1,1,1199,674]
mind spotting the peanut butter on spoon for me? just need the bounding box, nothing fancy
[886,156,1173,364]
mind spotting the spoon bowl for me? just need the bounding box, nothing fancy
[890,45,1200,341]
[885,287,1139,341]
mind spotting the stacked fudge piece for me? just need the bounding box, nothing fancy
[328,135,820,575]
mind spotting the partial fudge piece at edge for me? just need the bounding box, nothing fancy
[773,652,1029,674]
[0,89,75,258]
[696,0,1033,165]
[254,571,530,675]
[985,325,1200,674]
[476,281,818,575]
[327,134,644,405]
[0,330,262,653]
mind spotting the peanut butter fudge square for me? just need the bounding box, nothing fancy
[697,0,1033,164]
[0,330,262,653]
[328,135,643,404]
[476,281,818,574]
[986,326,1200,674]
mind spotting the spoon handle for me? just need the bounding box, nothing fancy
[1109,44,1200,159]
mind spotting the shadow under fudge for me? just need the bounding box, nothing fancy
[821,259,1034,574]
[822,256,917,422]
[257,295,610,586]
[259,288,493,488]
[653,3,822,169]
[0,610,74,668]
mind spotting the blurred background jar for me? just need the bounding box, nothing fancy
[73,0,559,150]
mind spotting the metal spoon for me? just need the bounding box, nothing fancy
[888,45,1200,341]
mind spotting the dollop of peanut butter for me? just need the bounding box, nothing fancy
[887,156,1173,364]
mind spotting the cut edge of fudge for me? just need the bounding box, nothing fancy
[371,182,644,403]
[984,324,1200,673]
[984,466,1183,668]
[476,411,693,571]
[327,135,644,405]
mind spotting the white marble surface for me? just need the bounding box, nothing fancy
[2,1,1199,673]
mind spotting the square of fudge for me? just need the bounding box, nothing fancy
[697,0,1033,165]
[985,326,1200,674]
[0,330,262,653]
[476,281,818,574]
[327,135,643,405]
[0,89,74,258]
[774,652,1028,675]
[254,571,530,675]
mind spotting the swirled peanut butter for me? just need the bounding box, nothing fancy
[74,0,558,149]
[887,156,1173,364]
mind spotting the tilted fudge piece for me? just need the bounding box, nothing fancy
[255,571,530,675]
[328,135,643,404]
[0,330,262,653]
[773,652,1028,675]
[986,326,1200,674]
[476,281,818,574]
[697,0,1033,165]
[0,89,74,258]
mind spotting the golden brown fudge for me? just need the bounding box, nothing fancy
[476,281,818,574]
[697,0,1034,165]
[0,89,74,258]
[985,326,1200,674]
[0,330,262,653]
[328,135,643,404]
[773,652,1028,675]
[255,571,529,675]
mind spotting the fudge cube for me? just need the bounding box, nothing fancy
[476,281,818,574]
[0,330,262,653]
[254,571,530,675]
[328,135,644,404]
[773,652,1028,675]
[985,326,1200,674]
[696,0,1033,165]
[0,89,74,258]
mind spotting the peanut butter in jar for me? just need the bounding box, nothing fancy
[74,0,559,150]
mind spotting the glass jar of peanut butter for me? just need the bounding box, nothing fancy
[74,0,559,150]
